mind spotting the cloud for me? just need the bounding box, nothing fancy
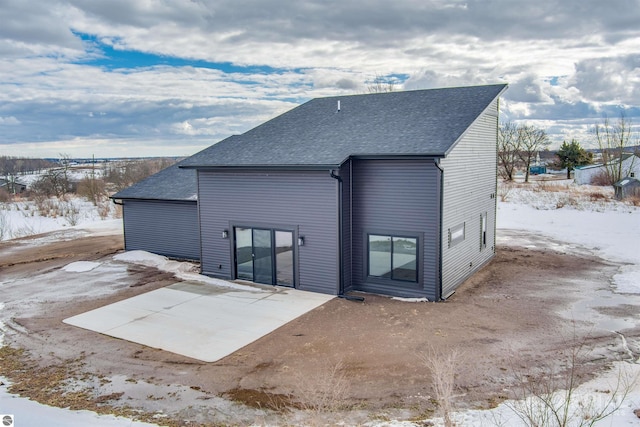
[0,116,20,125]
[569,55,640,105]
[0,0,638,156]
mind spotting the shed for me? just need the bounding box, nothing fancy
[613,177,640,200]
[111,159,199,260]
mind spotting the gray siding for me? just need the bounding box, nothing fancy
[198,170,339,295]
[123,200,199,260]
[439,99,499,298]
[350,159,441,300]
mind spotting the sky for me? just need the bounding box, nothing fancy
[0,0,639,158]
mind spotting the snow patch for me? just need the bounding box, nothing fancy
[391,297,430,302]
[612,265,640,294]
[113,250,262,292]
[0,376,158,427]
[0,302,5,346]
[62,261,101,272]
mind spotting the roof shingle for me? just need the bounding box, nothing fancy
[181,84,507,169]
[111,159,197,201]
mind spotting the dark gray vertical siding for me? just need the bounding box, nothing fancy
[439,100,499,297]
[351,159,440,299]
[123,200,199,260]
[198,170,339,295]
[340,160,352,292]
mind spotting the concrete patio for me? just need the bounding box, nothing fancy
[64,281,333,362]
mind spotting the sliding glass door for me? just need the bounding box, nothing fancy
[275,230,294,286]
[234,227,294,287]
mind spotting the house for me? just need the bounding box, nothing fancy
[112,159,199,260]
[613,177,640,200]
[114,84,507,299]
[574,154,640,185]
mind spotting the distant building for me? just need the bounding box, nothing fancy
[613,177,640,199]
[574,154,640,185]
[0,177,27,194]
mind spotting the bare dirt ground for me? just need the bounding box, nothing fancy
[2,229,640,426]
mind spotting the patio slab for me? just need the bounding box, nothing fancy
[64,281,333,362]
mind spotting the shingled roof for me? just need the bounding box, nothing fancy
[111,159,197,201]
[181,84,507,169]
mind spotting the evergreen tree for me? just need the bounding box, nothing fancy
[556,139,592,179]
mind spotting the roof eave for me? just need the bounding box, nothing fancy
[179,163,342,171]
[110,196,197,203]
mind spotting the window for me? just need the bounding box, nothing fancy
[448,222,465,248]
[480,213,487,249]
[368,234,418,282]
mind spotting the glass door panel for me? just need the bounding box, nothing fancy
[252,228,273,284]
[275,230,294,286]
[235,227,253,281]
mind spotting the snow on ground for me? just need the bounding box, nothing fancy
[0,378,158,427]
[0,196,119,241]
[62,261,102,272]
[113,251,260,292]
[498,183,640,294]
[1,182,640,426]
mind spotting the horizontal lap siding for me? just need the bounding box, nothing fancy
[351,159,440,300]
[198,170,339,294]
[439,101,499,297]
[123,200,199,260]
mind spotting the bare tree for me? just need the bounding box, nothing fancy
[105,158,176,191]
[594,113,638,184]
[518,124,550,183]
[367,74,395,93]
[498,121,521,181]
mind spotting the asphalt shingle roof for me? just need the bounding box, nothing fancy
[111,159,197,201]
[181,84,507,169]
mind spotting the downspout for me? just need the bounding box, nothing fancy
[331,168,364,302]
[330,169,344,295]
[434,159,445,301]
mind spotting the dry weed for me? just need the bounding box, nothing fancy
[420,346,463,427]
[498,182,514,202]
[627,195,640,207]
[503,331,638,427]
[290,358,351,425]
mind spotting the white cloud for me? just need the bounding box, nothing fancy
[569,55,640,105]
[0,0,638,156]
[0,116,20,125]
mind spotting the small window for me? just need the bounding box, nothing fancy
[368,234,418,282]
[480,213,487,250]
[448,222,465,248]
